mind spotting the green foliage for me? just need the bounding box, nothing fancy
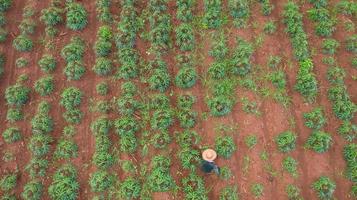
[312,176,336,200]
[294,59,318,103]
[286,184,302,200]
[275,131,297,153]
[28,133,52,157]
[0,194,16,200]
[54,139,78,159]
[0,27,8,42]
[264,20,276,34]
[215,135,236,159]
[19,18,36,34]
[328,85,356,121]
[21,180,43,200]
[2,127,21,143]
[96,82,109,96]
[345,34,357,53]
[305,130,332,153]
[322,39,339,55]
[307,8,335,37]
[6,108,23,122]
[231,37,254,76]
[151,130,171,149]
[244,135,257,149]
[0,13,5,26]
[352,57,357,68]
[338,121,356,142]
[93,57,113,76]
[0,173,17,191]
[63,108,83,124]
[267,55,281,68]
[207,96,233,116]
[282,156,298,178]
[177,147,200,169]
[219,185,239,200]
[25,158,48,178]
[92,150,114,169]
[34,76,54,96]
[327,66,345,85]
[94,39,112,57]
[147,155,175,192]
[269,70,286,89]
[16,57,28,68]
[219,166,232,180]
[41,6,63,26]
[177,109,197,128]
[38,54,56,73]
[343,144,356,182]
[13,34,33,52]
[64,61,86,80]
[0,53,4,75]
[60,87,83,110]
[177,94,196,109]
[5,83,30,106]
[48,164,79,200]
[176,130,201,147]
[208,61,227,79]
[175,23,195,51]
[66,2,88,30]
[250,183,264,198]
[31,112,53,134]
[114,116,139,137]
[89,170,114,192]
[182,172,208,200]
[148,68,170,92]
[303,107,326,130]
[91,116,112,135]
[209,32,228,60]
[0,0,12,12]
[116,94,139,115]
[119,134,137,153]
[176,0,194,22]
[118,177,142,199]
[61,37,85,62]
[149,94,170,109]
[151,109,174,130]
[202,0,223,29]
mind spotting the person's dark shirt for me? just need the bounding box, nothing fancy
[201,160,216,173]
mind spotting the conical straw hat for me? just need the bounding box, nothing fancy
[202,149,217,162]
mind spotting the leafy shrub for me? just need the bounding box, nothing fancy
[182,172,208,199]
[282,156,298,178]
[352,57,357,68]
[209,33,228,60]
[38,54,56,73]
[93,57,113,76]
[31,113,53,134]
[34,76,54,96]
[119,134,137,153]
[343,144,356,182]
[250,183,264,198]
[305,130,332,153]
[92,150,114,169]
[207,96,233,116]
[0,13,5,26]
[0,0,12,12]
[346,34,357,53]
[177,109,197,128]
[303,107,326,130]
[21,180,43,200]
[2,127,21,143]
[151,131,171,149]
[63,108,83,124]
[16,57,28,68]
[19,18,36,34]
[13,34,33,52]
[89,170,113,192]
[97,25,112,41]
[177,94,195,109]
[91,117,111,135]
[147,155,175,192]
[202,0,223,29]
[312,176,336,200]
[175,23,195,51]
[0,173,17,191]
[294,59,318,103]
[327,66,345,85]
[48,164,79,200]
[208,61,227,79]
[151,109,174,130]
[118,62,138,80]
[215,135,237,159]
[28,133,52,157]
[114,116,139,136]
[220,185,239,200]
[94,39,112,57]
[116,94,139,115]
[25,158,48,178]
[66,2,88,30]
[148,68,170,92]
[269,70,286,89]
[175,67,197,88]
[96,82,108,96]
[6,108,23,122]
[41,6,63,26]
[322,39,339,55]
[275,131,297,152]
[60,87,83,110]
[95,100,111,113]
[231,37,254,76]
[54,139,78,159]
[64,60,86,80]
[149,94,170,109]
[118,177,141,199]
[286,184,302,200]
[61,37,85,62]
[177,147,200,169]
[338,121,356,142]
[5,83,30,106]
[219,166,232,180]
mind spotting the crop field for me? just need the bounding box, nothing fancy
[0,0,356,199]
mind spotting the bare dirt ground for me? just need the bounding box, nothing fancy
[0,0,355,199]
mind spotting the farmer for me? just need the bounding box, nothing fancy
[201,149,220,175]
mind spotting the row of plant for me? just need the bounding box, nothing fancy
[228,0,250,28]
[283,1,318,103]
[0,170,19,200]
[307,0,336,37]
[202,0,223,29]
[0,0,12,44]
